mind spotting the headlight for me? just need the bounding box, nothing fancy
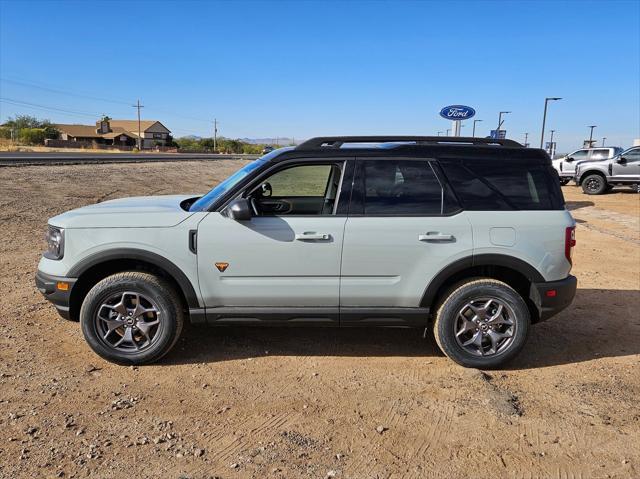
[44,226,64,260]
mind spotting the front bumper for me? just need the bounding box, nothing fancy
[35,270,77,320]
[530,275,577,322]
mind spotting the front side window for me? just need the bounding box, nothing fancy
[266,165,333,197]
[361,160,444,215]
[248,162,343,216]
[569,150,588,160]
[622,148,640,162]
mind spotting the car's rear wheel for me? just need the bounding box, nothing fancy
[582,174,607,195]
[432,279,530,369]
[80,272,184,365]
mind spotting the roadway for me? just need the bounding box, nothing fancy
[0,151,259,167]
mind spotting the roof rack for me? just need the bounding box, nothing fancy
[296,136,523,149]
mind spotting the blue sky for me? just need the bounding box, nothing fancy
[1,0,638,152]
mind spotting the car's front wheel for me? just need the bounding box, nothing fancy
[582,174,607,195]
[432,279,530,369]
[80,272,184,365]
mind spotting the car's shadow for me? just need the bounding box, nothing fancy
[565,200,595,211]
[162,288,640,370]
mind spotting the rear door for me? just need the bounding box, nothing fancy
[339,158,472,324]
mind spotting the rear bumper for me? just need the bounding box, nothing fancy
[530,275,577,322]
[35,269,77,320]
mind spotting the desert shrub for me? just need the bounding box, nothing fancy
[19,128,46,145]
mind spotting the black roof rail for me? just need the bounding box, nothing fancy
[296,136,523,149]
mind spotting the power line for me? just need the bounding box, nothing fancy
[0,76,213,124]
[0,77,132,106]
[0,97,102,119]
[0,96,217,140]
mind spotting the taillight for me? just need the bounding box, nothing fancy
[565,226,576,264]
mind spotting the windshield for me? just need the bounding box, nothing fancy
[189,157,268,212]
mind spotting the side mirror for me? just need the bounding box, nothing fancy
[617,157,627,164]
[565,157,574,162]
[227,198,252,221]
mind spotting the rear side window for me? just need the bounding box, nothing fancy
[440,160,561,210]
[590,149,610,160]
[361,160,444,215]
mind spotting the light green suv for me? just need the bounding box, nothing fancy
[36,136,578,368]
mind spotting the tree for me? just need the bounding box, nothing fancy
[2,114,41,129]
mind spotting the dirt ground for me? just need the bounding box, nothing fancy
[1,160,638,479]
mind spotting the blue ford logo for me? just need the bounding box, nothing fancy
[439,105,476,120]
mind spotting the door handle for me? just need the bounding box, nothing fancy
[419,232,455,242]
[295,232,331,241]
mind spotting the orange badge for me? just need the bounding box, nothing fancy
[215,262,229,272]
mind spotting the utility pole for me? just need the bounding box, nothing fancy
[602,137,606,146]
[472,119,483,137]
[132,99,144,149]
[524,132,529,147]
[587,125,597,147]
[213,119,218,152]
[496,111,511,136]
[540,97,561,148]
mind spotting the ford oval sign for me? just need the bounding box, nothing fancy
[439,105,476,120]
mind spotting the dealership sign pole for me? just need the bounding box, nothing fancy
[440,105,475,137]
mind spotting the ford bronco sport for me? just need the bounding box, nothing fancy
[36,136,577,369]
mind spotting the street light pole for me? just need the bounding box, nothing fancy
[446,128,451,136]
[472,119,483,137]
[524,132,529,146]
[497,111,511,136]
[540,97,562,148]
[602,137,607,146]
[437,131,443,136]
[549,129,555,156]
[587,125,597,147]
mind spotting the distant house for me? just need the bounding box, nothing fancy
[55,119,171,148]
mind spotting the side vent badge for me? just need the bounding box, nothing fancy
[215,262,229,273]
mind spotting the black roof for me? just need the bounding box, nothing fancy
[269,136,551,163]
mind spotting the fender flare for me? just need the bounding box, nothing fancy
[68,248,200,308]
[420,254,544,307]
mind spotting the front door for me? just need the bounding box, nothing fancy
[563,149,589,174]
[611,148,640,182]
[196,159,351,323]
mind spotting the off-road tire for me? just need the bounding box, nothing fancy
[80,272,184,365]
[581,174,607,195]
[432,279,530,369]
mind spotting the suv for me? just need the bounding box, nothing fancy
[36,136,577,369]
[574,146,640,194]
[553,147,622,185]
